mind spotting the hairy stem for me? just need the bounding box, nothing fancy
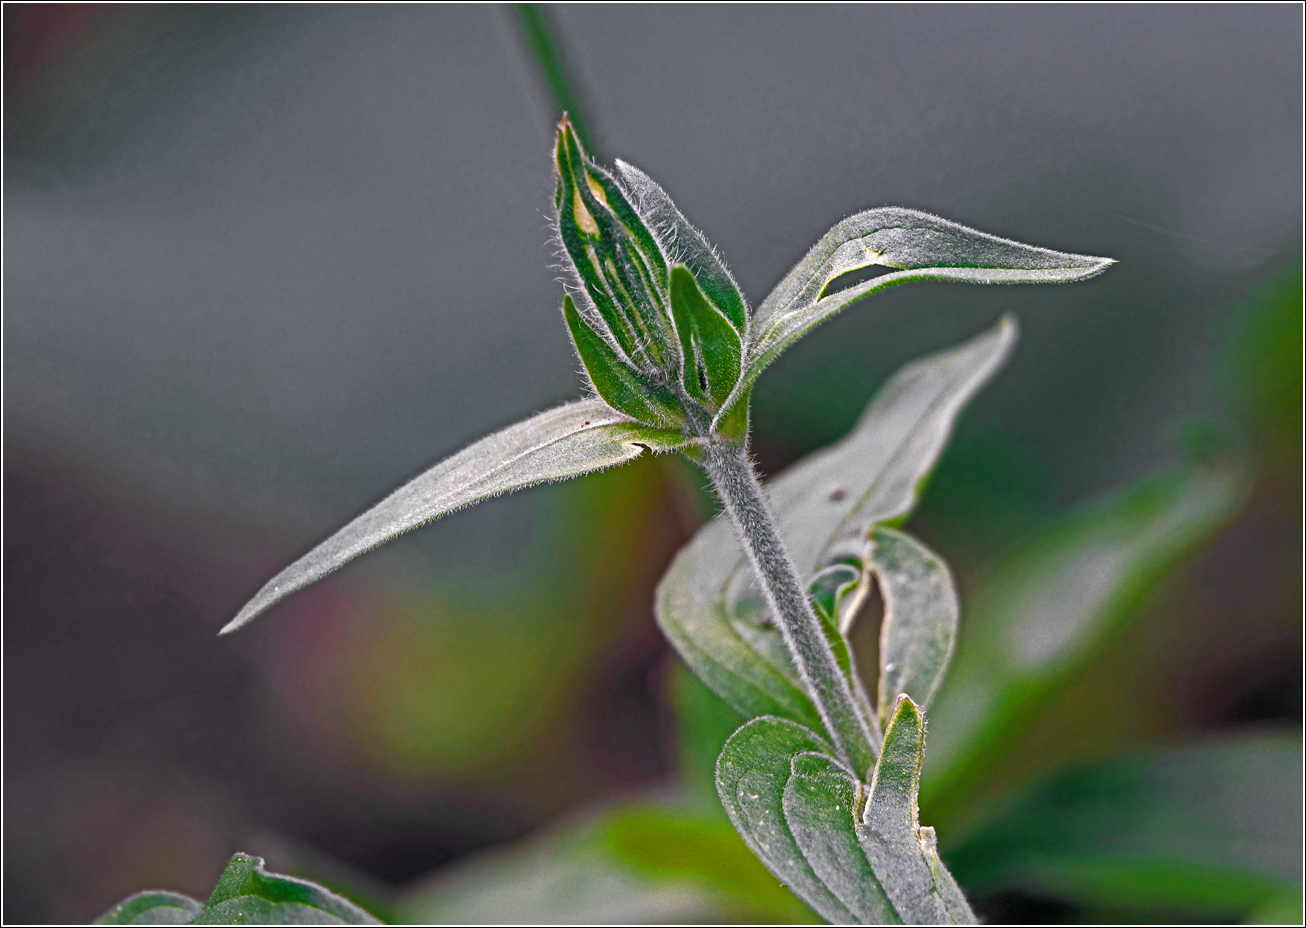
[702,438,877,777]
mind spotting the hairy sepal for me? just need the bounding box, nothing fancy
[555,119,673,374]
[564,295,686,429]
[669,265,742,410]
[615,159,749,333]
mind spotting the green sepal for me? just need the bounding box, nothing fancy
[713,388,750,443]
[615,159,749,332]
[555,119,672,373]
[670,265,742,410]
[564,295,685,430]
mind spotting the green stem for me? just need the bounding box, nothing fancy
[513,3,597,154]
[701,438,877,778]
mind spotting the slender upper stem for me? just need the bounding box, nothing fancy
[701,438,877,778]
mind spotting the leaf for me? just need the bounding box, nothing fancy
[564,295,686,429]
[97,855,381,926]
[224,398,692,633]
[921,453,1251,820]
[615,159,749,333]
[868,527,960,730]
[715,716,857,923]
[858,697,977,925]
[783,751,900,924]
[669,265,742,409]
[734,207,1112,406]
[191,853,380,926]
[946,732,1303,918]
[656,317,1016,728]
[397,790,819,925]
[1244,888,1306,926]
[94,891,203,925]
[743,314,1018,597]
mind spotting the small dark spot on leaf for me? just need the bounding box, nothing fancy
[583,421,590,426]
[828,485,846,502]
[756,612,774,627]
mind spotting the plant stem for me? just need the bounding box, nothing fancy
[513,4,598,154]
[702,438,877,778]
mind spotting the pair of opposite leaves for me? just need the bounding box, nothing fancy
[221,138,1108,634]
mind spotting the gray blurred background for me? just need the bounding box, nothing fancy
[4,5,1301,923]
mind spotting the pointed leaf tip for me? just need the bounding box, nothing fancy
[223,399,691,633]
[745,207,1110,391]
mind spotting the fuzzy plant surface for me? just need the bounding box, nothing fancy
[95,853,380,926]
[193,119,1111,925]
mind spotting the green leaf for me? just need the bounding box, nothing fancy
[783,751,899,924]
[94,891,203,925]
[946,733,1303,918]
[614,159,749,333]
[868,527,959,731]
[191,853,380,926]
[740,315,1018,599]
[1244,887,1306,926]
[858,697,977,925]
[669,265,742,410]
[715,716,857,923]
[735,207,1111,405]
[223,398,692,633]
[397,790,819,924]
[656,318,1015,727]
[563,295,686,429]
[921,453,1251,820]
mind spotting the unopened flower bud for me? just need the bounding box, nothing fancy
[554,117,675,379]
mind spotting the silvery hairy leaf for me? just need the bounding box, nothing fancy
[94,892,202,925]
[656,318,1016,728]
[719,208,1111,422]
[858,697,976,925]
[715,716,856,924]
[96,853,380,926]
[783,751,899,924]
[224,399,691,633]
[868,527,960,733]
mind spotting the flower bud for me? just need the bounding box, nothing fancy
[554,118,675,379]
